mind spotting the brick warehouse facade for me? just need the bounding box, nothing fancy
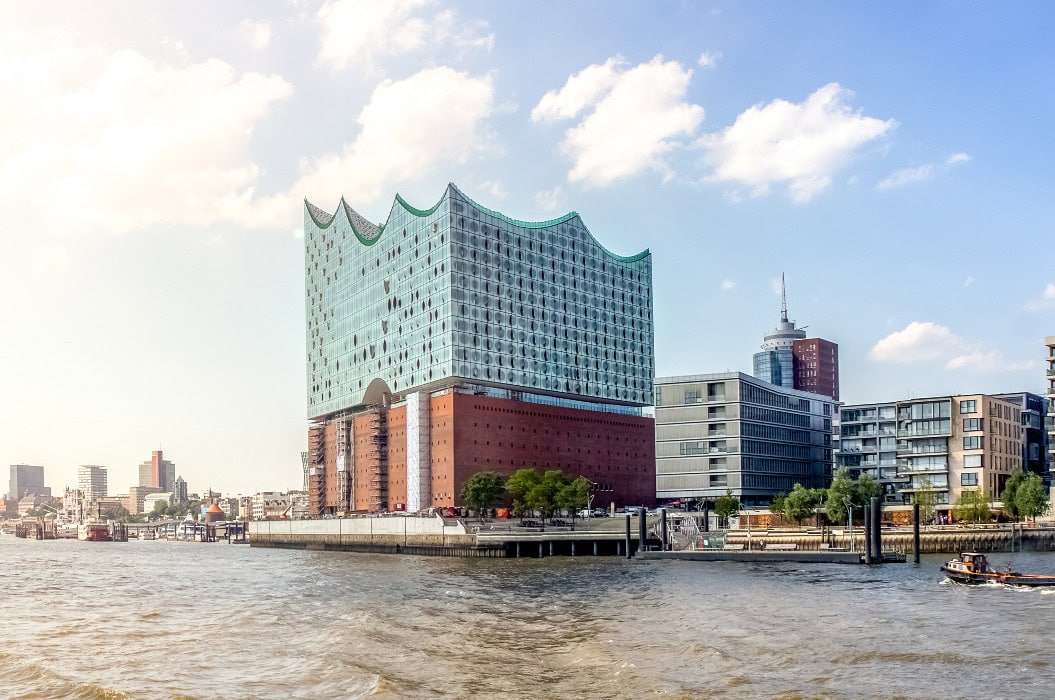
[305,184,656,515]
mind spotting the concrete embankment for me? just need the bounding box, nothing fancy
[249,516,504,557]
[723,525,1055,554]
[637,550,861,564]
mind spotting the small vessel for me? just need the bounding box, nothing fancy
[941,552,1055,587]
[79,523,113,542]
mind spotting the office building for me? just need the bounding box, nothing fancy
[138,450,175,492]
[305,183,656,515]
[655,372,834,506]
[77,465,108,502]
[1046,336,1055,483]
[836,393,1025,507]
[8,464,49,501]
[995,392,1048,486]
[125,486,165,515]
[171,475,188,504]
[752,276,839,400]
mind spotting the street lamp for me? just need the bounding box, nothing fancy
[843,496,854,553]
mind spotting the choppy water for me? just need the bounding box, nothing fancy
[2,535,1055,699]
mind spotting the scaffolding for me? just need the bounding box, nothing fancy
[362,407,388,511]
[307,423,327,516]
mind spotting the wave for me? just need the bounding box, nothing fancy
[0,652,131,700]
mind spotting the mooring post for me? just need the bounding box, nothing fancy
[913,502,921,563]
[702,504,710,532]
[625,514,632,559]
[863,503,873,565]
[661,509,669,551]
[638,508,647,553]
[871,496,882,563]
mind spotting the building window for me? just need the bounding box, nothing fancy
[684,389,702,404]
[961,472,979,487]
[963,436,983,450]
[963,418,983,432]
[679,441,706,456]
[708,457,727,470]
[964,454,983,468]
[709,474,728,487]
[706,382,726,401]
[959,399,978,414]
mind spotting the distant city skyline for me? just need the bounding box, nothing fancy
[1,2,1052,494]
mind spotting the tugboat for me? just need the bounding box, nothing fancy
[941,552,1055,587]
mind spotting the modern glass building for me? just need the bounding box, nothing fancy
[77,465,108,502]
[655,372,834,507]
[8,464,48,501]
[305,184,656,515]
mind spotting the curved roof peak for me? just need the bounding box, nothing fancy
[304,184,650,263]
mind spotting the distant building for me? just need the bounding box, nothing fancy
[9,464,50,501]
[301,451,308,491]
[138,450,175,491]
[219,497,240,520]
[143,493,169,514]
[837,393,1025,508]
[655,372,834,507]
[77,465,108,503]
[126,486,165,515]
[252,491,289,520]
[752,277,839,401]
[171,475,188,504]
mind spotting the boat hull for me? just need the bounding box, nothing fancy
[941,565,1055,587]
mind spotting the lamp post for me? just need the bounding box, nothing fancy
[843,496,853,553]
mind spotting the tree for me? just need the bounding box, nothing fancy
[857,473,882,503]
[531,470,568,521]
[153,499,168,515]
[1014,473,1049,524]
[912,478,939,524]
[1001,471,1026,521]
[714,490,740,528]
[557,477,591,520]
[505,468,541,518]
[824,468,856,525]
[460,471,506,517]
[783,483,823,525]
[770,492,787,517]
[953,489,991,524]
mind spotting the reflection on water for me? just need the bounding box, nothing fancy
[2,536,1054,699]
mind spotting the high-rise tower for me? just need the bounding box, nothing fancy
[752,275,839,400]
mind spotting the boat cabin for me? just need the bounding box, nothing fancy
[961,553,990,573]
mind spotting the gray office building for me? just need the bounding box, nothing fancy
[9,464,50,501]
[655,372,834,506]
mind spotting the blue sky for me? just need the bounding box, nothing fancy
[1,1,1052,495]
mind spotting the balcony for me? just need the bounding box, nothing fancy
[896,463,948,474]
[897,428,951,439]
[896,446,948,455]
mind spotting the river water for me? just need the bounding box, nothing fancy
[2,535,1054,699]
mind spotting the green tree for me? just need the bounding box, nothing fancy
[1014,472,1049,524]
[1001,471,1026,521]
[912,478,939,524]
[824,467,856,525]
[557,477,591,521]
[530,470,568,521]
[953,489,991,523]
[783,483,823,525]
[769,492,787,517]
[714,490,740,528]
[153,499,168,515]
[857,473,882,503]
[506,468,541,518]
[460,471,506,518]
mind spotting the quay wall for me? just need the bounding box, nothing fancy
[723,526,1055,554]
[248,516,501,557]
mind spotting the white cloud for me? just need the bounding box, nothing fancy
[876,164,934,191]
[698,51,722,68]
[237,19,273,50]
[946,152,971,166]
[291,66,496,208]
[963,275,975,288]
[532,56,705,187]
[870,321,1032,372]
[699,83,895,203]
[721,279,735,291]
[534,186,563,213]
[1025,283,1055,311]
[0,29,293,240]
[477,179,507,200]
[315,0,492,72]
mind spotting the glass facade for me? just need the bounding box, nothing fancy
[752,348,793,388]
[305,184,654,419]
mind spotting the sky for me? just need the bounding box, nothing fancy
[1,0,1053,497]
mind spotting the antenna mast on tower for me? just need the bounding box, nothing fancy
[780,273,788,323]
